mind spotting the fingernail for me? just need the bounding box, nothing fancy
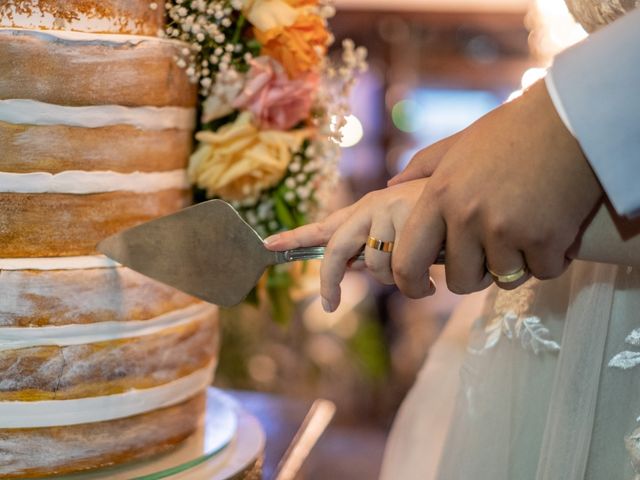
[321,297,333,313]
[263,234,280,246]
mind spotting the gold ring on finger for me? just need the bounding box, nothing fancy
[366,235,394,253]
[487,266,527,284]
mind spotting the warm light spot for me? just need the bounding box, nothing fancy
[247,354,277,383]
[521,67,547,89]
[340,114,365,147]
[332,114,365,148]
[506,67,547,102]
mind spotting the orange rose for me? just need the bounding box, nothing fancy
[254,15,329,78]
[284,0,318,6]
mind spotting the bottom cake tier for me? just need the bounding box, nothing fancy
[36,388,266,480]
[0,392,206,478]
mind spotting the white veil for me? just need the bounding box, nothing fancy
[381,262,640,480]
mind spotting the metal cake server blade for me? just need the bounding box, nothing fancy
[97,199,445,307]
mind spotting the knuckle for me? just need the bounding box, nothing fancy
[391,262,413,283]
[314,222,331,243]
[529,260,565,281]
[458,200,480,227]
[323,244,338,259]
[369,269,395,286]
[431,180,450,201]
[396,280,429,299]
[361,190,382,204]
[324,241,347,261]
[446,274,483,295]
[524,226,553,250]
[446,279,468,295]
[405,289,428,300]
[364,257,383,274]
[487,214,511,240]
[551,227,577,250]
[392,270,427,299]
[381,274,396,286]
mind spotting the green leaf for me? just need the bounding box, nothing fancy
[348,319,390,382]
[274,193,297,229]
[292,209,308,228]
[231,14,247,44]
[201,110,240,133]
[247,39,262,56]
[264,267,296,325]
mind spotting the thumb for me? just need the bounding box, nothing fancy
[388,132,461,186]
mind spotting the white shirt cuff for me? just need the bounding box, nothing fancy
[544,72,576,137]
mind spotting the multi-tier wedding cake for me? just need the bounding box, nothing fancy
[0,1,220,477]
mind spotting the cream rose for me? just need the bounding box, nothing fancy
[188,112,309,200]
[241,0,299,31]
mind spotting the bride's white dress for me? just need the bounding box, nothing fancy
[380,3,640,479]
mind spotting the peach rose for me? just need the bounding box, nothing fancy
[233,56,318,130]
[254,14,329,78]
[188,112,309,200]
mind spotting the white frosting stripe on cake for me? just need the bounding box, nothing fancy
[0,255,120,270]
[0,99,195,130]
[0,303,213,352]
[0,27,176,46]
[0,169,189,194]
[0,15,153,37]
[0,361,216,428]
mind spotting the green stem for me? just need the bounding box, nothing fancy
[231,13,246,45]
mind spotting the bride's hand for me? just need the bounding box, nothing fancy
[264,179,432,312]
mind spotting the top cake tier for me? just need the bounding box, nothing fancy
[0,0,164,35]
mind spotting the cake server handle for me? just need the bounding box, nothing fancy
[274,246,446,264]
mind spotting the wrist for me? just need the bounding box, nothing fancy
[544,72,575,137]
[523,79,584,157]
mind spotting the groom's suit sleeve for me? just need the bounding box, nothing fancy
[545,7,640,218]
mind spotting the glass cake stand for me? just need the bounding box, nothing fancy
[49,388,265,480]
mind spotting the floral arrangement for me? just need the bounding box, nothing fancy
[162,0,367,319]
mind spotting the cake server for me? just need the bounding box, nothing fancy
[97,199,446,307]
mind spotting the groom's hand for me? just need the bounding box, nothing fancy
[391,80,603,296]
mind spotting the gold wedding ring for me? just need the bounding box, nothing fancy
[366,236,394,253]
[487,266,528,284]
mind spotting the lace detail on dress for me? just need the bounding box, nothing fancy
[625,429,640,479]
[609,327,640,476]
[609,328,640,370]
[470,281,561,355]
